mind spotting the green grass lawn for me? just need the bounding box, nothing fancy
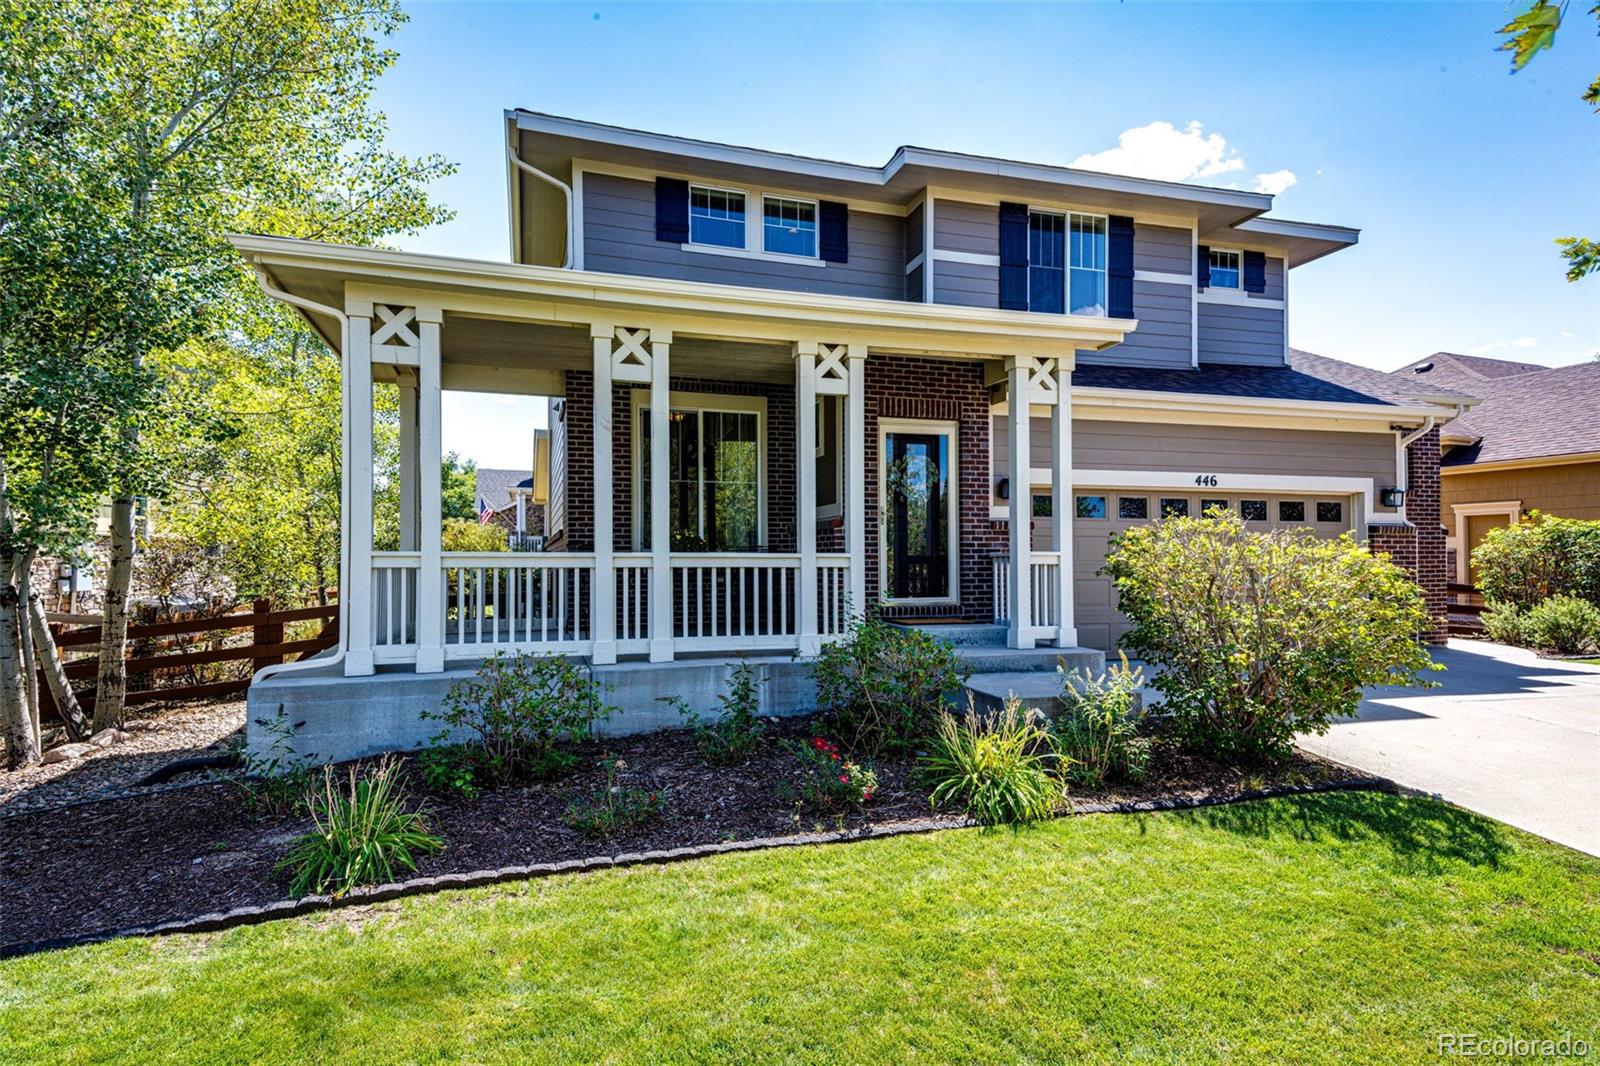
[4,792,1596,1064]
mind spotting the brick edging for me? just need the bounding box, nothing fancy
[0,776,1402,960]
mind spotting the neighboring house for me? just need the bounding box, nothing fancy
[232,111,1467,758]
[1392,352,1600,583]
[472,432,550,548]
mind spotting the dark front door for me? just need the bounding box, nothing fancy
[885,431,951,600]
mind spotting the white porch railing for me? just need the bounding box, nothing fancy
[818,553,851,638]
[372,550,852,662]
[991,552,1061,630]
[441,552,594,658]
[672,553,798,651]
[373,551,420,652]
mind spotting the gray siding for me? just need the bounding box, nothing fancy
[1082,280,1192,369]
[905,263,925,303]
[905,202,925,261]
[581,173,904,300]
[1134,224,1192,276]
[1197,302,1285,366]
[932,199,998,255]
[933,258,997,308]
[990,419,1400,517]
[1257,256,1284,300]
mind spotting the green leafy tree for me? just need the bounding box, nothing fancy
[1498,0,1600,280]
[442,453,480,523]
[1103,512,1440,765]
[0,0,453,734]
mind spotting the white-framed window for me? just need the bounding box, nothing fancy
[762,195,818,258]
[631,391,766,552]
[1208,248,1241,289]
[689,184,746,249]
[1028,210,1107,316]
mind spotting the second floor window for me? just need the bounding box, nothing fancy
[1208,248,1241,289]
[1029,211,1107,315]
[690,185,746,248]
[763,196,817,257]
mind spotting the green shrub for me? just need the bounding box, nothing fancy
[422,651,614,788]
[1525,595,1600,654]
[1053,653,1150,789]
[1103,511,1439,765]
[563,756,665,838]
[441,517,508,553]
[813,617,967,756]
[1472,512,1600,610]
[664,657,765,766]
[1481,602,1531,647]
[789,736,878,814]
[919,699,1061,826]
[417,744,481,799]
[237,709,318,817]
[278,757,444,897]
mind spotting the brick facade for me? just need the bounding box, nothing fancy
[1367,425,1449,644]
[556,369,797,554]
[864,354,1004,622]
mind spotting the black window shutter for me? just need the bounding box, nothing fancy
[1243,250,1267,294]
[819,201,848,263]
[1196,244,1211,290]
[998,202,1029,311]
[1108,215,1135,319]
[655,177,689,243]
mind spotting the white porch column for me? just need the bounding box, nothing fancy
[1004,356,1033,650]
[1050,361,1078,647]
[590,324,618,665]
[794,342,820,657]
[515,494,526,536]
[845,343,867,618]
[647,327,673,662]
[415,310,444,672]
[397,378,419,552]
[344,308,375,676]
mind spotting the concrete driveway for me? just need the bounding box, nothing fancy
[1297,640,1600,856]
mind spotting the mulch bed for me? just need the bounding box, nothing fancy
[1,715,1362,950]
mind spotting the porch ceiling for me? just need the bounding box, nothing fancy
[231,234,1138,366]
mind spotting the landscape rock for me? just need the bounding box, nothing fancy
[42,743,95,764]
[87,729,120,748]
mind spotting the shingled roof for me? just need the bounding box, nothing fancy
[1392,356,1600,467]
[1072,348,1468,408]
[474,467,531,511]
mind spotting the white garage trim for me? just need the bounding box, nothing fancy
[991,469,1385,536]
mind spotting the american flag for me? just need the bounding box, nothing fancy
[478,498,495,525]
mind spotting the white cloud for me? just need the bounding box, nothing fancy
[1467,336,1540,357]
[1070,121,1244,182]
[1070,121,1298,199]
[1251,169,1298,195]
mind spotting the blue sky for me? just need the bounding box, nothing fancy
[376,2,1600,468]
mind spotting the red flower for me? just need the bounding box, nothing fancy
[838,774,849,783]
[829,752,840,761]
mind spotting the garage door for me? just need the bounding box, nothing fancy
[1071,490,1356,651]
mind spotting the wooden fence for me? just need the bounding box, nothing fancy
[40,599,339,715]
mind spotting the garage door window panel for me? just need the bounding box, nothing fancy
[1118,497,1148,520]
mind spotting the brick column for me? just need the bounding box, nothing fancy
[1369,425,1447,644]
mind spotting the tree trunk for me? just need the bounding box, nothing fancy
[0,553,39,768]
[30,591,90,741]
[16,547,40,741]
[93,494,136,731]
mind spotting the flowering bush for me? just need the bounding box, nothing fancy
[563,756,665,838]
[790,736,878,813]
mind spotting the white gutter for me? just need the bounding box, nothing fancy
[1393,415,1437,522]
[506,144,575,270]
[249,265,350,683]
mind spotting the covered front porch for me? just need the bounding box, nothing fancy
[233,236,1136,677]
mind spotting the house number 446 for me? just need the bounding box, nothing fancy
[1193,475,1219,487]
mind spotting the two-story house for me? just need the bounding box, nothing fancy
[231,111,1469,761]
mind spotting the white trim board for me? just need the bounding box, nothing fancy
[1451,500,1522,584]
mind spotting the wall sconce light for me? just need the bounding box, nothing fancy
[996,477,1009,501]
[1380,487,1405,508]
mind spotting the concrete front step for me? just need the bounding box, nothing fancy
[954,644,1103,676]
[964,662,1149,717]
[893,622,1010,646]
